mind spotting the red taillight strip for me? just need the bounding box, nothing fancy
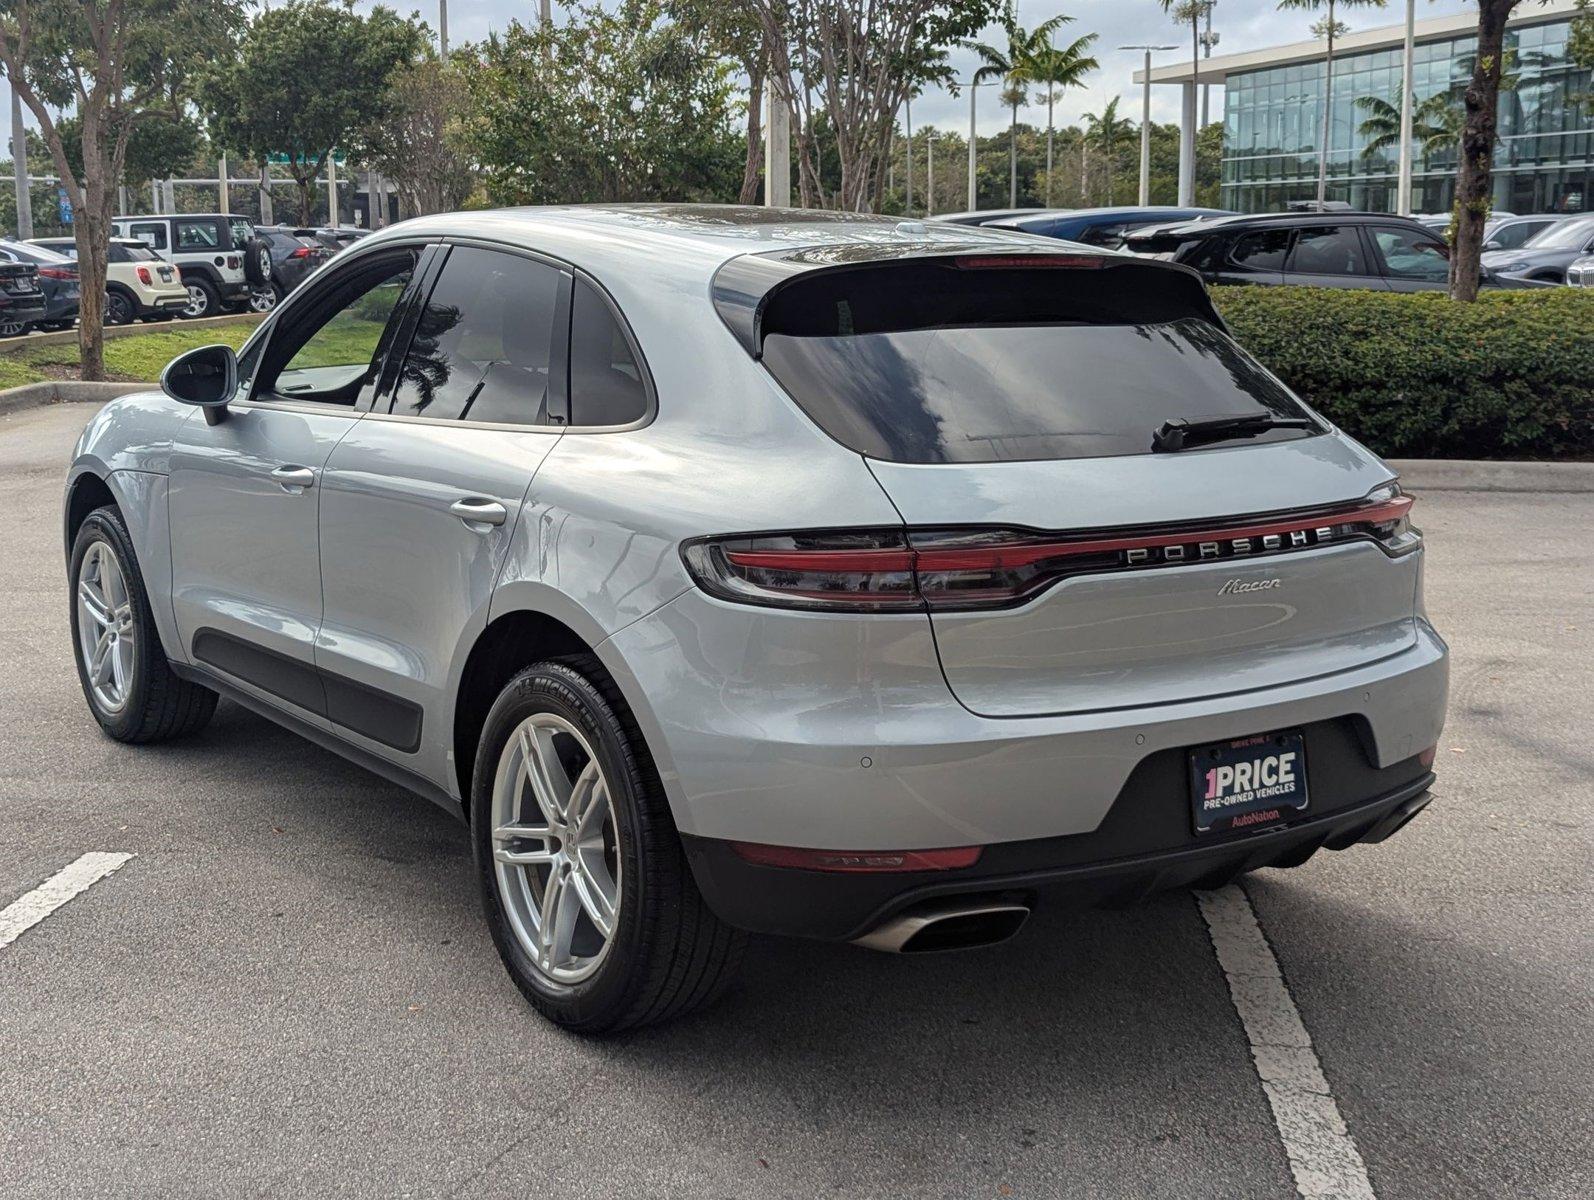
[916,495,1414,571]
[724,548,913,572]
[731,842,982,872]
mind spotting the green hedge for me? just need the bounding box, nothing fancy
[1211,286,1594,460]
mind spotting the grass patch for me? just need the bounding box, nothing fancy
[0,320,259,388]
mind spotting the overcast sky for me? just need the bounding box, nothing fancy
[430,0,1478,134]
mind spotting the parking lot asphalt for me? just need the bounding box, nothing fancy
[1,401,1589,1199]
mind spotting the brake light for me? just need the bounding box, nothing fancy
[37,266,75,280]
[289,246,311,258]
[730,842,982,872]
[954,254,1107,270]
[683,486,1421,613]
[226,255,240,268]
[136,266,152,285]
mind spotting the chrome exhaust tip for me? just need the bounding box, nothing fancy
[852,900,1031,954]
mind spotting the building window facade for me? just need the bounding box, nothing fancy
[1220,17,1593,214]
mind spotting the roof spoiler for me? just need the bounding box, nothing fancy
[712,245,1226,357]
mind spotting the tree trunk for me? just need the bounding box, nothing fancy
[71,104,107,380]
[741,69,765,205]
[1451,0,1517,301]
[1008,101,1017,208]
[1317,1,1336,206]
[296,174,314,225]
[1081,137,1087,202]
[1045,90,1054,207]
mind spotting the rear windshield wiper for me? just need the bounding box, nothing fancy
[1152,413,1317,453]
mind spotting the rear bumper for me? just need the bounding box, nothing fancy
[0,297,47,324]
[684,766,1435,941]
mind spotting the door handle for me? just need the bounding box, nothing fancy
[270,465,316,492]
[449,497,507,528]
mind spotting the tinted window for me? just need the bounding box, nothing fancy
[261,252,417,405]
[175,220,221,250]
[1229,230,1291,270]
[1286,227,1369,276]
[129,222,167,251]
[569,278,647,426]
[1371,227,1449,280]
[1526,217,1594,249]
[1490,220,1549,250]
[756,263,1315,464]
[230,218,254,250]
[113,243,157,263]
[389,246,562,425]
[1073,222,1128,247]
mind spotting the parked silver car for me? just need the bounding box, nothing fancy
[64,206,1449,1031]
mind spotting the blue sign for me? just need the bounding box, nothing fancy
[57,187,72,224]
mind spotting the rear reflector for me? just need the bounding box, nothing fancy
[731,842,982,873]
[1418,745,1438,767]
[684,485,1420,613]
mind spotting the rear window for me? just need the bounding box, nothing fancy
[756,261,1315,464]
[112,242,158,263]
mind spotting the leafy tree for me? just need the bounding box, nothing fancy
[667,0,772,204]
[0,0,247,378]
[1276,0,1387,206]
[201,0,427,224]
[59,111,203,191]
[743,0,1002,210]
[1028,24,1099,207]
[348,56,473,216]
[969,10,1092,209]
[459,1,742,205]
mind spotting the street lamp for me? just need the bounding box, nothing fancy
[1198,26,1221,127]
[1123,45,1178,207]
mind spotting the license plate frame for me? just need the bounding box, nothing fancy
[1189,729,1308,835]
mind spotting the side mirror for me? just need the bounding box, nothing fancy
[1483,239,1502,251]
[160,344,237,425]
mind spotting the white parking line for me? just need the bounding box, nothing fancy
[1197,884,1376,1200]
[0,852,133,951]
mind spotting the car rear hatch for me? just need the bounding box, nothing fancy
[722,247,1421,719]
[0,261,42,301]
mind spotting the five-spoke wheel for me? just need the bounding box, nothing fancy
[75,540,136,714]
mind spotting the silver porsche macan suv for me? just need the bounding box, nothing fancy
[64,206,1448,1032]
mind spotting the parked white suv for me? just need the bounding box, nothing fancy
[111,214,270,318]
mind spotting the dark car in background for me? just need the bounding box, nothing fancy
[989,206,1235,249]
[248,226,331,312]
[0,240,79,332]
[933,208,1046,226]
[0,255,47,335]
[291,225,371,254]
[1481,213,1594,284]
[1125,211,1510,291]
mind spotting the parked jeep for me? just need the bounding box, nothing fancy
[111,214,270,318]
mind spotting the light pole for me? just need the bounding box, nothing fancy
[1198,22,1221,128]
[10,83,31,240]
[905,95,913,215]
[926,131,936,216]
[967,82,978,212]
[1123,45,1177,207]
[1396,0,1415,215]
[438,0,448,54]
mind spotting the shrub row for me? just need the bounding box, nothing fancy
[1211,285,1594,460]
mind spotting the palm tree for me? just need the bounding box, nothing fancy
[1276,0,1387,206]
[1084,98,1132,205]
[968,8,1079,208]
[1029,30,1100,206]
[1355,91,1464,166]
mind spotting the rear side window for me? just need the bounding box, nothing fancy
[128,222,167,251]
[569,278,648,426]
[389,246,563,426]
[1229,230,1292,270]
[1286,227,1369,276]
[1371,227,1449,280]
[756,261,1314,464]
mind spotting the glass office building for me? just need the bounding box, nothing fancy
[1140,0,1591,215]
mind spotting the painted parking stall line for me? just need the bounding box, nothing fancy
[0,852,133,950]
[1198,884,1376,1200]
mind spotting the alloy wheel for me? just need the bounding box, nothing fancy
[248,287,277,313]
[75,540,136,714]
[489,713,621,984]
[182,284,209,318]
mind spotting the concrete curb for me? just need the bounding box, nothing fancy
[1390,458,1594,493]
[0,380,149,418]
[4,311,265,350]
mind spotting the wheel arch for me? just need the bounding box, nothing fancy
[450,597,681,826]
[64,468,117,558]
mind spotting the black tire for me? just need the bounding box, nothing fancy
[244,237,272,287]
[472,659,744,1033]
[180,276,219,319]
[105,288,136,326]
[68,505,217,743]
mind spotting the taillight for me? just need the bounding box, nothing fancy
[683,486,1422,614]
[290,247,311,259]
[136,266,152,285]
[38,266,75,280]
[730,842,982,872]
[226,254,240,268]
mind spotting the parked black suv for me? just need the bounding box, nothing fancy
[1124,211,1513,291]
